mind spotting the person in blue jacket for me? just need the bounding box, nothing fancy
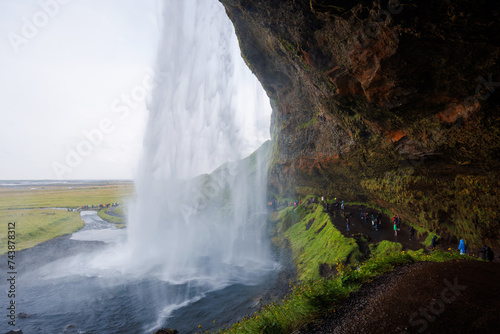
[431,235,438,250]
[458,239,466,255]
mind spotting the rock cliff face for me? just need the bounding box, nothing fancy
[219,0,500,247]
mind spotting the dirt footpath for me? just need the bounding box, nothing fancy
[328,205,421,251]
[301,259,500,334]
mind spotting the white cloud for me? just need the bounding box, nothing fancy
[0,0,160,180]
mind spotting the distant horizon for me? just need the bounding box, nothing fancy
[0,179,134,182]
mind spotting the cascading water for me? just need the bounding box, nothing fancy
[128,0,272,281]
[1,1,274,333]
[125,0,275,328]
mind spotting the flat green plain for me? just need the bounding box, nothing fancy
[0,181,134,254]
[0,182,134,210]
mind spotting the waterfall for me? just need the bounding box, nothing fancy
[9,2,274,332]
[126,0,273,286]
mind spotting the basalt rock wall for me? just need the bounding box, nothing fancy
[219,0,500,247]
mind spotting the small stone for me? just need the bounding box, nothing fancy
[5,330,23,334]
[154,329,179,334]
[63,324,78,334]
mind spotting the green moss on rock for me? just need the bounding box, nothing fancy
[221,0,500,247]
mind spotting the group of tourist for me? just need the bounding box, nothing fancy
[357,207,384,231]
[67,203,120,212]
[454,240,494,261]
[267,196,495,262]
[392,214,402,236]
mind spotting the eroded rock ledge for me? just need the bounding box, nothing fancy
[220,0,500,247]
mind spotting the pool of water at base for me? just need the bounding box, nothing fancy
[0,213,279,334]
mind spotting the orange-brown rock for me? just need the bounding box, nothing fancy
[220,0,500,247]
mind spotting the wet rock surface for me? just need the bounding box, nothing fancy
[220,0,500,247]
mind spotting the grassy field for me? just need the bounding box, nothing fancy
[0,209,84,254]
[0,182,134,210]
[113,206,126,216]
[0,181,134,254]
[97,208,126,228]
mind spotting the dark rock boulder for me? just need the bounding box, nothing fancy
[5,330,23,334]
[17,313,29,319]
[62,324,77,334]
[154,329,179,334]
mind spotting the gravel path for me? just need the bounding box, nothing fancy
[300,260,500,333]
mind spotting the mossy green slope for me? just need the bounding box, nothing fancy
[272,204,361,281]
[219,244,472,333]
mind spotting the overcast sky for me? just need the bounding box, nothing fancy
[0,0,160,180]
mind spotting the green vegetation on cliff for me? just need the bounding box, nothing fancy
[362,169,500,247]
[221,0,500,248]
[217,202,473,334]
[271,205,360,281]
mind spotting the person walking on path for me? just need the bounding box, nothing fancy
[431,235,438,250]
[458,239,466,255]
[480,245,494,261]
[394,222,398,236]
[410,226,415,241]
[346,219,350,232]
